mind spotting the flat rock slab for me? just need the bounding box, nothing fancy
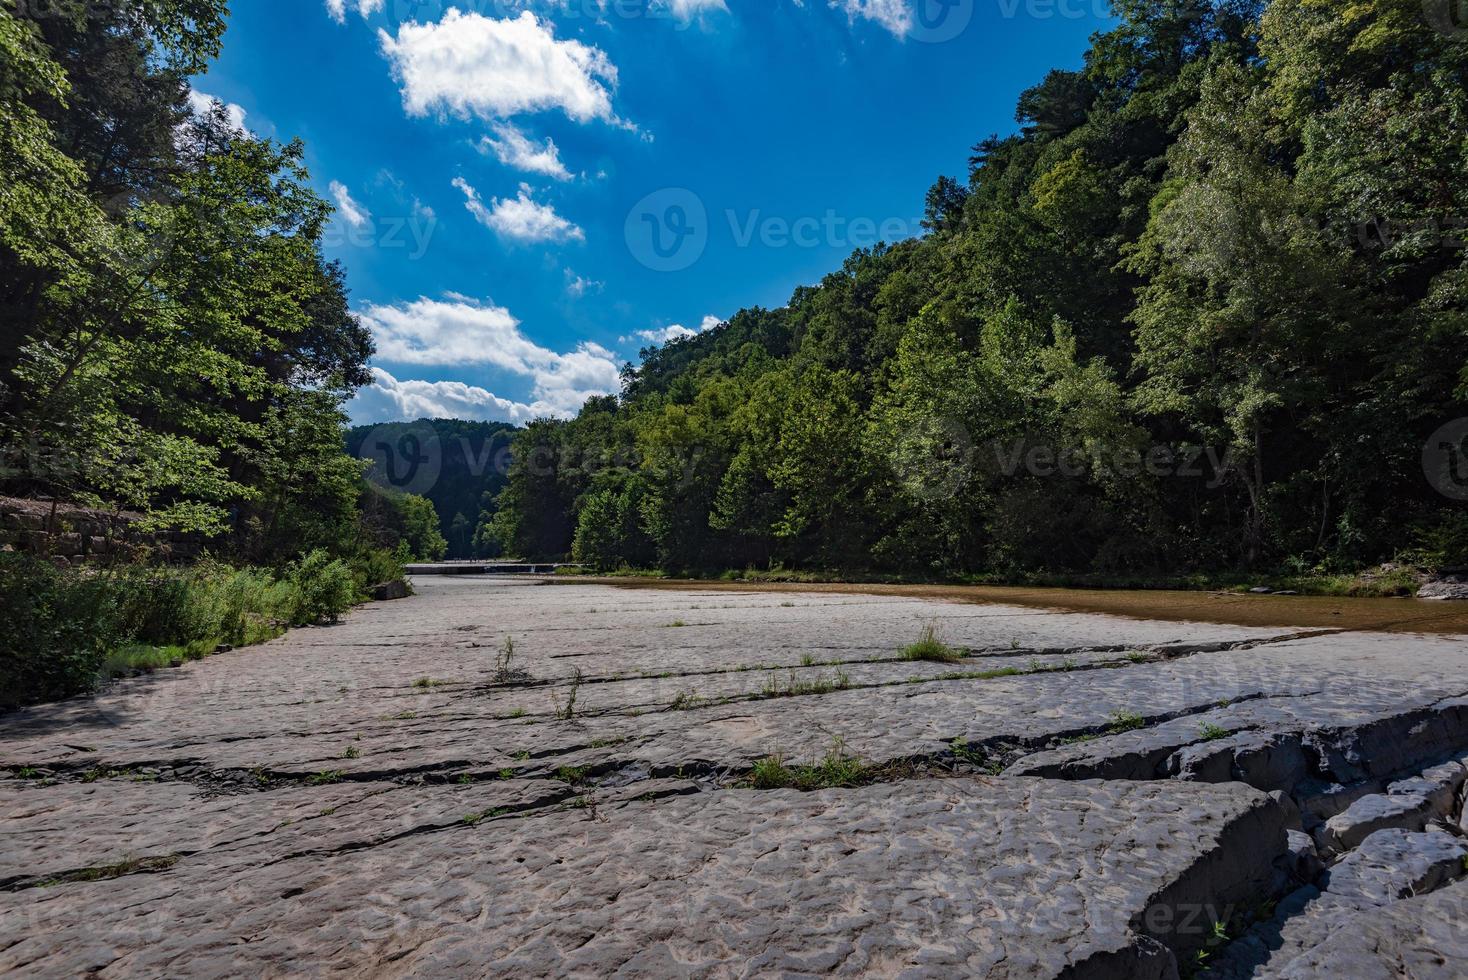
[0,777,1285,978]
[1320,829,1467,905]
[1242,879,1468,978]
[2,577,1466,977]
[3,581,1465,790]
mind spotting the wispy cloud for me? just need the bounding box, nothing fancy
[324,0,383,24]
[828,0,913,37]
[626,314,723,345]
[565,270,605,298]
[329,180,372,228]
[453,178,583,243]
[478,122,573,181]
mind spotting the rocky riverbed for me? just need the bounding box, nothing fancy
[3,577,1466,977]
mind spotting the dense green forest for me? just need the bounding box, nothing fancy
[0,0,408,562]
[492,0,1468,577]
[0,0,421,704]
[348,420,517,560]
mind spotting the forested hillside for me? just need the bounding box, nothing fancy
[0,0,385,562]
[493,0,1468,576]
[347,419,517,559]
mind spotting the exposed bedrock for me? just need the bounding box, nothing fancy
[3,578,1467,977]
[0,778,1287,978]
[1203,829,1468,979]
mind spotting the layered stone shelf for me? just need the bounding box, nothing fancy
[3,577,1465,977]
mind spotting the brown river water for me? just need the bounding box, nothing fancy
[560,578,1468,634]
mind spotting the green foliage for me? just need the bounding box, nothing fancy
[486,0,1468,580]
[115,561,296,649]
[0,555,126,708]
[1198,723,1231,741]
[758,670,852,699]
[395,494,448,563]
[899,626,964,664]
[746,739,874,790]
[347,545,410,592]
[1106,711,1147,735]
[0,1,406,571]
[346,420,517,559]
[0,551,360,709]
[286,549,358,626]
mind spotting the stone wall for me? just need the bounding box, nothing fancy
[0,497,202,565]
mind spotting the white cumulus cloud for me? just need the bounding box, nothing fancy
[478,122,572,181]
[453,178,583,243]
[353,296,621,421]
[329,180,372,228]
[378,10,623,127]
[352,368,547,425]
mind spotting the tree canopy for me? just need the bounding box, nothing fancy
[491,0,1468,576]
[0,0,398,564]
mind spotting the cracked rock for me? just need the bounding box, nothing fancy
[1316,792,1434,853]
[1319,829,1467,905]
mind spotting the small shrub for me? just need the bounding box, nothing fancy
[492,636,531,684]
[900,625,963,664]
[554,765,589,783]
[348,546,409,592]
[288,550,358,625]
[0,555,123,709]
[749,754,795,789]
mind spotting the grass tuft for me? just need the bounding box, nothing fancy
[760,670,852,699]
[1105,710,1146,735]
[899,625,964,664]
[746,739,873,790]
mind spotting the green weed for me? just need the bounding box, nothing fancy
[900,625,963,664]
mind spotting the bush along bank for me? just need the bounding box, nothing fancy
[0,548,407,711]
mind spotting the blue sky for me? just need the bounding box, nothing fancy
[191,0,1111,425]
